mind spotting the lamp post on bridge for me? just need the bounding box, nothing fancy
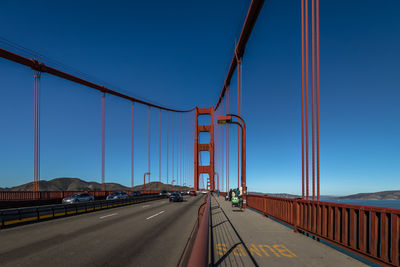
[218,114,247,209]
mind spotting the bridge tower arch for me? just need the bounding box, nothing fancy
[194,107,215,191]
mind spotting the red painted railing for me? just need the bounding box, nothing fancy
[247,194,400,267]
[0,190,162,201]
[187,193,210,266]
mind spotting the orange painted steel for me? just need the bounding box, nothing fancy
[214,0,265,110]
[305,0,309,200]
[312,0,316,201]
[316,0,320,201]
[187,193,210,266]
[131,102,135,190]
[247,194,400,266]
[194,107,215,191]
[101,93,105,191]
[0,48,194,113]
[159,109,161,191]
[33,72,41,196]
[148,107,151,187]
[166,112,169,191]
[301,0,305,200]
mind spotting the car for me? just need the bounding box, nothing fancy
[62,193,94,204]
[106,191,129,200]
[129,191,142,197]
[189,190,197,196]
[159,190,168,196]
[169,192,183,202]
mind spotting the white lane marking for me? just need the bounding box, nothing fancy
[142,205,150,208]
[99,213,117,219]
[146,210,165,220]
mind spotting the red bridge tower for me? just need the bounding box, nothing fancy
[194,107,215,191]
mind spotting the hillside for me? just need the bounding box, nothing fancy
[0,177,191,192]
[332,190,400,200]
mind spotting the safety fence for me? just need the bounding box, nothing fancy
[247,194,400,267]
[0,195,165,228]
[0,190,161,201]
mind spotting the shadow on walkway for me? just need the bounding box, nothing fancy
[210,195,259,267]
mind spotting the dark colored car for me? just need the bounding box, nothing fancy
[62,193,94,204]
[129,191,142,197]
[189,190,197,196]
[169,192,183,202]
[106,191,129,200]
[159,190,168,196]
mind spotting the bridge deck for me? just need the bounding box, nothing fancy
[211,195,366,266]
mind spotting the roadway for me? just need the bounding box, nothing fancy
[0,194,205,267]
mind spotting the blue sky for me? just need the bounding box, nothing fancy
[0,0,399,195]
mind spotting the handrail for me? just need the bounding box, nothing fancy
[187,193,210,267]
[247,194,400,266]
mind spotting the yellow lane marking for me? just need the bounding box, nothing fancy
[216,243,297,258]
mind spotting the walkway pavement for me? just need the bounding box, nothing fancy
[210,195,366,267]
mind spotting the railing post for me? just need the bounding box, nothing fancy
[294,198,299,232]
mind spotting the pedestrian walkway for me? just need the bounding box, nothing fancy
[210,195,366,267]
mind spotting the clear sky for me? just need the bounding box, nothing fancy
[0,0,399,195]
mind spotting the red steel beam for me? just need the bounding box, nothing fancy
[214,0,265,110]
[0,48,193,113]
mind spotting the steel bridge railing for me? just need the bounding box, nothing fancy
[247,194,400,267]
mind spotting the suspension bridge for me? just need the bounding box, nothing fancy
[0,0,399,266]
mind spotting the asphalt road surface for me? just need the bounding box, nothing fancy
[0,194,205,267]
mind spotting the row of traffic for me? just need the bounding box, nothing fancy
[61,191,144,204]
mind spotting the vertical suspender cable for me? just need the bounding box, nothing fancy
[172,113,174,185]
[225,92,228,192]
[237,57,240,189]
[167,112,169,191]
[34,73,37,193]
[159,109,161,192]
[316,0,320,201]
[227,87,230,191]
[38,73,41,194]
[131,103,135,189]
[101,93,105,191]
[301,0,305,200]
[183,114,185,187]
[312,0,316,201]
[305,0,309,200]
[181,113,185,185]
[177,113,179,186]
[148,106,151,192]
[34,72,41,195]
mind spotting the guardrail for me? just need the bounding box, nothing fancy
[187,193,210,267]
[0,195,165,228]
[0,190,162,201]
[247,194,400,267]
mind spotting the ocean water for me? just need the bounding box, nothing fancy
[320,198,400,210]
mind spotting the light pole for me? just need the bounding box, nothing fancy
[144,172,150,193]
[218,114,247,209]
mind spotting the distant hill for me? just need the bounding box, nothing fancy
[331,190,400,200]
[0,177,191,192]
